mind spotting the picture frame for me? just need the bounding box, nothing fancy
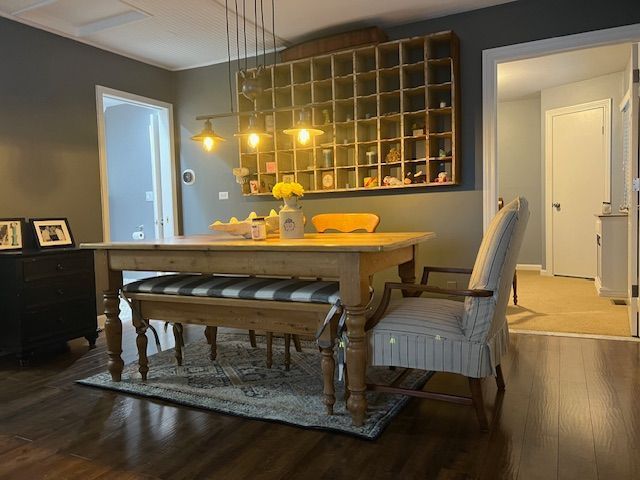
[31,218,75,249]
[0,218,25,251]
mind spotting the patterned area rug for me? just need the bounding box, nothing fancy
[78,333,431,440]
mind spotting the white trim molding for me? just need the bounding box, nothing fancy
[482,23,640,231]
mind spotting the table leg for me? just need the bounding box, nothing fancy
[345,302,368,426]
[319,339,336,415]
[398,251,417,296]
[104,288,123,382]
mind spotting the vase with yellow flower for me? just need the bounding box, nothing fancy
[272,181,305,239]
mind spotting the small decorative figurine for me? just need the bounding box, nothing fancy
[403,173,413,185]
[437,171,448,183]
[363,176,378,188]
[385,147,401,164]
[383,176,403,186]
[322,109,331,124]
[414,170,425,183]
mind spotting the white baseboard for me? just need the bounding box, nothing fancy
[594,277,627,298]
[516,264,541,271]
[540,269,552,277]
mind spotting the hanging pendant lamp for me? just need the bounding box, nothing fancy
[283,109,324,146]
[234,113,271,149]
[191,119,226,152]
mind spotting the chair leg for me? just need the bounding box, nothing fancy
[206,326,218,361]
[292,334,302,352]
[249,330,257,348]
[284,334,291,371]
[173,323,184,366]
[468,377,489,431]
[266,332,273,369]
[204,327,212,344]
[512,272,518,305]
[495,364,505,391]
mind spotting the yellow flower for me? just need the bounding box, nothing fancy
[272,181,304,199]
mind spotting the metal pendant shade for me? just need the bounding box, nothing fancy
[191,119,225,151]
[283,110,324,145]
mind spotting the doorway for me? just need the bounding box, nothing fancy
[96,86,178,244]
[546,100,610,279]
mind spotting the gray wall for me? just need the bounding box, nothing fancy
[104,104,156,242]
[498,96,542,265]
[176,0,640,285]
[0,17,175,244]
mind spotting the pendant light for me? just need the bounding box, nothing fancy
[234,113,271,149]
[283,109,324,146]
[190,119,226,152]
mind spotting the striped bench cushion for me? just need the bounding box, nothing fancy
[123,274,340,305]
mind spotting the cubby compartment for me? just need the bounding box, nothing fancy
[335,76,354,100]
[378,43,400,68]
[277,150,294,172]
[428,135,452,159]
[380,140,402,164]
[240,153,258,174]
[404,112,426,137]
[259,173,277,193]
[337,167,357,189]
[333,52,353,76]
[428,158,453,183]
[274,64,291,87]
[427,58,452,84]
[292,61,311,83]
[358,145,379,167]
[428,34,452,59]
[335,122,355,144]
[335,100,355,122]
[312,56,332,80]
[404,90,425,112]
[258,153,276,174]
[379,92,400,116]
[380,117,401,140]
[296,171,315,192]
[404,137,427,161]
[403,63,425,88]
[356,47,377,73]
[427,85,452,109]
[295,149,315,171]
[293,83,312,106]
[274,87,293,108]
[357,96,377,120]
[256,91,272,111]
[357,119,377,142]
[428,112,452,135]
[359,165,380,188]
[380,163,403,186]
[402,38,425,65]
[379,69,400,93]
[335,145,357,167]
[312,104,333,127]
[313,78,333,102]
[404,160,427,185]
[356,71,377,97]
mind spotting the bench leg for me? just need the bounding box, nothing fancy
[206,326,217,361]
[266,331,273,369]
[284,334,291,371]
[320,340,336,415]
[293,335,302,352]
[249,330,257,348]
[173,323,184,366]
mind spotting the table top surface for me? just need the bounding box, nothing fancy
[81,232,435,253]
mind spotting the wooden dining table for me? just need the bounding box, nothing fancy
[82,231,435,426]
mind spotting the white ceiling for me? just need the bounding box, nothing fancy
[498,43,631,101]
[0,0,516,70]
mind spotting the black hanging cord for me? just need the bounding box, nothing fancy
[225,0,234,113]
[234,0,241,74]
[260,0,266,67]
[242,0,248,71]
[271,0,276,67]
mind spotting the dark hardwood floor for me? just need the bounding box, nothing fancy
[1,322,639,480]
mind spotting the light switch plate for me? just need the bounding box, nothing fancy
[633,178,640,192]
[219,191,229,200]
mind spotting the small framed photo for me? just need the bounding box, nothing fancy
[31,218,74,249]
[0,218,25,251]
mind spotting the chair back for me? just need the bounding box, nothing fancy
[462,197,529,342]
[312,213,380,233]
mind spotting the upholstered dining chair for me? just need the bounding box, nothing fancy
[365,197,528,430]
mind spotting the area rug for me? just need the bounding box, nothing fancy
[77,333,431,440]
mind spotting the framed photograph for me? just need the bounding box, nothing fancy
[31,218,74,249]
[0,218,25,251]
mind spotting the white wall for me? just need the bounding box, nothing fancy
[498,96,542,265]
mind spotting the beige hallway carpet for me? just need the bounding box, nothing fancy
[506,270,630,337]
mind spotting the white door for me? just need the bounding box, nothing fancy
[548,101,610,278]
[626,43,640,337]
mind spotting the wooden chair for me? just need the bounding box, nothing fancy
[366,197,529,430]
[312,213,380,233]
[499,197,518,305]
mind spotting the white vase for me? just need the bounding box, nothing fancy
[279,196,304,239]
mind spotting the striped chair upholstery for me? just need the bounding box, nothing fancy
[123,274,340,305]
[368,197,529,378]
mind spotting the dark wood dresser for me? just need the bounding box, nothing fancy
[0,248,98,364]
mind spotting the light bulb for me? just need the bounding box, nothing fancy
[203,136,215,152]
[297,129,311,145]
[248,133,260,149]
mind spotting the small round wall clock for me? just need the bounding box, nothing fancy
[322,172,335,190]
[182,169,196,185]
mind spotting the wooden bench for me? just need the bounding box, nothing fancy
[122,274,342,414]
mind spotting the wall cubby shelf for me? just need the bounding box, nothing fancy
[237,30,460,195]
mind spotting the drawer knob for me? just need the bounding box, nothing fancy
[56,263,64,272]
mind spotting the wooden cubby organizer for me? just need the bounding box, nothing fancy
[236,31,460,195]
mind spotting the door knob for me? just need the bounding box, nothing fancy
[553,202,561,210]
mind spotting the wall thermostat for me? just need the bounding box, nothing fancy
[182,169,195,185]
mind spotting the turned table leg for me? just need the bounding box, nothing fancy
[345,303,368,426]
[319,340,336,415]
[104,287,124,382]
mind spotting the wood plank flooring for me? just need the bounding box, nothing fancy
[0,323,638,479]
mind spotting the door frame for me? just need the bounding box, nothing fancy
[95,86,179,242]
[482,23,640,231]
[544,99,612,276]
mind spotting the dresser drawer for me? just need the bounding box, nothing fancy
[22,301,96,343]
[22,275,94,308]
[22,253,93,282]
